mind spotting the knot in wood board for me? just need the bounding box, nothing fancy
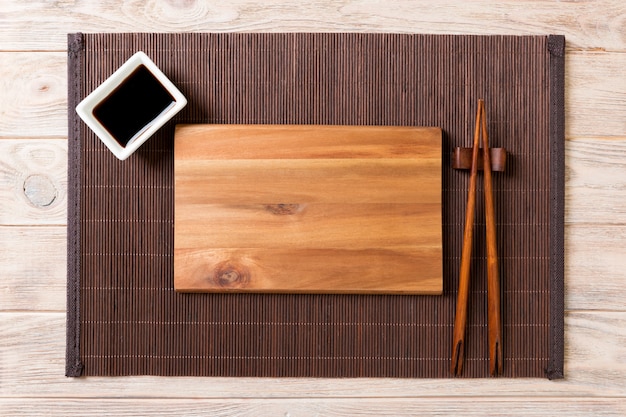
[264,204,302,215]
[23,174,57,208]
[213,261,250,288]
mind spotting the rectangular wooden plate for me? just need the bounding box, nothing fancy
[174,124,442,294]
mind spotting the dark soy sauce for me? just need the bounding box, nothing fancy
[93,64,175,147]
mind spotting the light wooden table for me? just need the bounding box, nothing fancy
[1,1,625,415]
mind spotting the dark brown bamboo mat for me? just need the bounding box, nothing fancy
[67,33,564,378]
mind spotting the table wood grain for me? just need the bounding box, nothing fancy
[1,1,625,415]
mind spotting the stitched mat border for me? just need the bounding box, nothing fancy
[66,33,564,378]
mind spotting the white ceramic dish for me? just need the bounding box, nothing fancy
[75,51,187,160]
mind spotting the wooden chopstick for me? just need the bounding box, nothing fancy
[450,100,482,376]
[481,102,503,376]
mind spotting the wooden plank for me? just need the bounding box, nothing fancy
[3,224,624,312]
[1,137,623,229]
[566,138,626,225]
[175,124,442,160]
[0,139,67,226]
[176,247,442,293]
[1,398,625,417]
[1,50,624,139]
[176,159,439,204]
[567,225,626,311]
[1,1,626,51]
[567,52,626,138]
[2,312,626,398]
[0,53,67,138]
[176,203,441,249]
[0,227,67,312]
[174,125,442,294]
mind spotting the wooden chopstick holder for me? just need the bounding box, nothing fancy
[452,147,507,172]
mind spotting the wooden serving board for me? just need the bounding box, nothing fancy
[174,125,442,294]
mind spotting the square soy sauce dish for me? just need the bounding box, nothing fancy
[75,51,187,160]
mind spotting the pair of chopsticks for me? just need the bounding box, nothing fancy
[451,99,503,376]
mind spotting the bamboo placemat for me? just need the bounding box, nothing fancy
[67,33,564,378]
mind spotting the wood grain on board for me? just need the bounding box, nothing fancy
[174,124,442,294]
